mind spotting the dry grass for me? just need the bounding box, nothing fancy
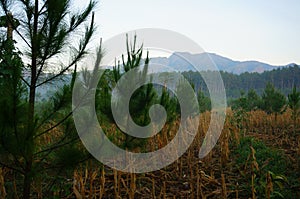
[0,168,7,199]
[2,109,300,198]
[67,110,299,198]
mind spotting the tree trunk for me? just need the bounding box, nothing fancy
[23,160,32,199]
[23,0,39,198]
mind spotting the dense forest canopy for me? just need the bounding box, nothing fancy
[181,64,300,99]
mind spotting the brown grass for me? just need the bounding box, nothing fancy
[69,109,300,198]
[2,109,300,198]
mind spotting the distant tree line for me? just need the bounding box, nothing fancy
[181,64,300,99]
[231,83,300,132]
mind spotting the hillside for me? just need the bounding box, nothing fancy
[150,52,295,74]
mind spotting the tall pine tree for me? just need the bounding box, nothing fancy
[0,0,97,197]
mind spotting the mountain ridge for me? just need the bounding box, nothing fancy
[149,52,296,74]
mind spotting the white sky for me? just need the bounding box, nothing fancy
[75,0,300,66]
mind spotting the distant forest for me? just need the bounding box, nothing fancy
[181,64,300,99]
[37,65,300,101]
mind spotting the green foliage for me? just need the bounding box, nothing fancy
[110,35,157,150]
[96,69,114,122]
[181,65,300,98]
[197,89,211,113]
[288,85,300,113]
[247,89,261,110]
[231,91,248,111]
[53,144,88,170]
[0,0,97,197]
[175,77,198,118]
[0,39,27,166]
[232,89,261,111]
[288,85,300,133]
[231,106,249,135]
[233,137,289,198]
[261,83,286,119]
[235,137,287,173]
[159,86,178,122]
[129,78,157,126]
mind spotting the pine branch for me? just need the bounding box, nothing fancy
[35,12,95,87]
[0,0,32,48]
[0,161,24,174]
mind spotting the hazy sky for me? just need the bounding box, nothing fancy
[75,0,300,65]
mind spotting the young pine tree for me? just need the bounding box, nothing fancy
[111,34,157,150]
[197,89,211,113]
[288,85,300,134]
[261,82,286,121]
[0,0,97,198]
[247,89,261,111]
[232,89,261,112]
[159,85,178,123]
[231,91,248,111]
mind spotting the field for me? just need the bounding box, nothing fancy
[2,109,298,198]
